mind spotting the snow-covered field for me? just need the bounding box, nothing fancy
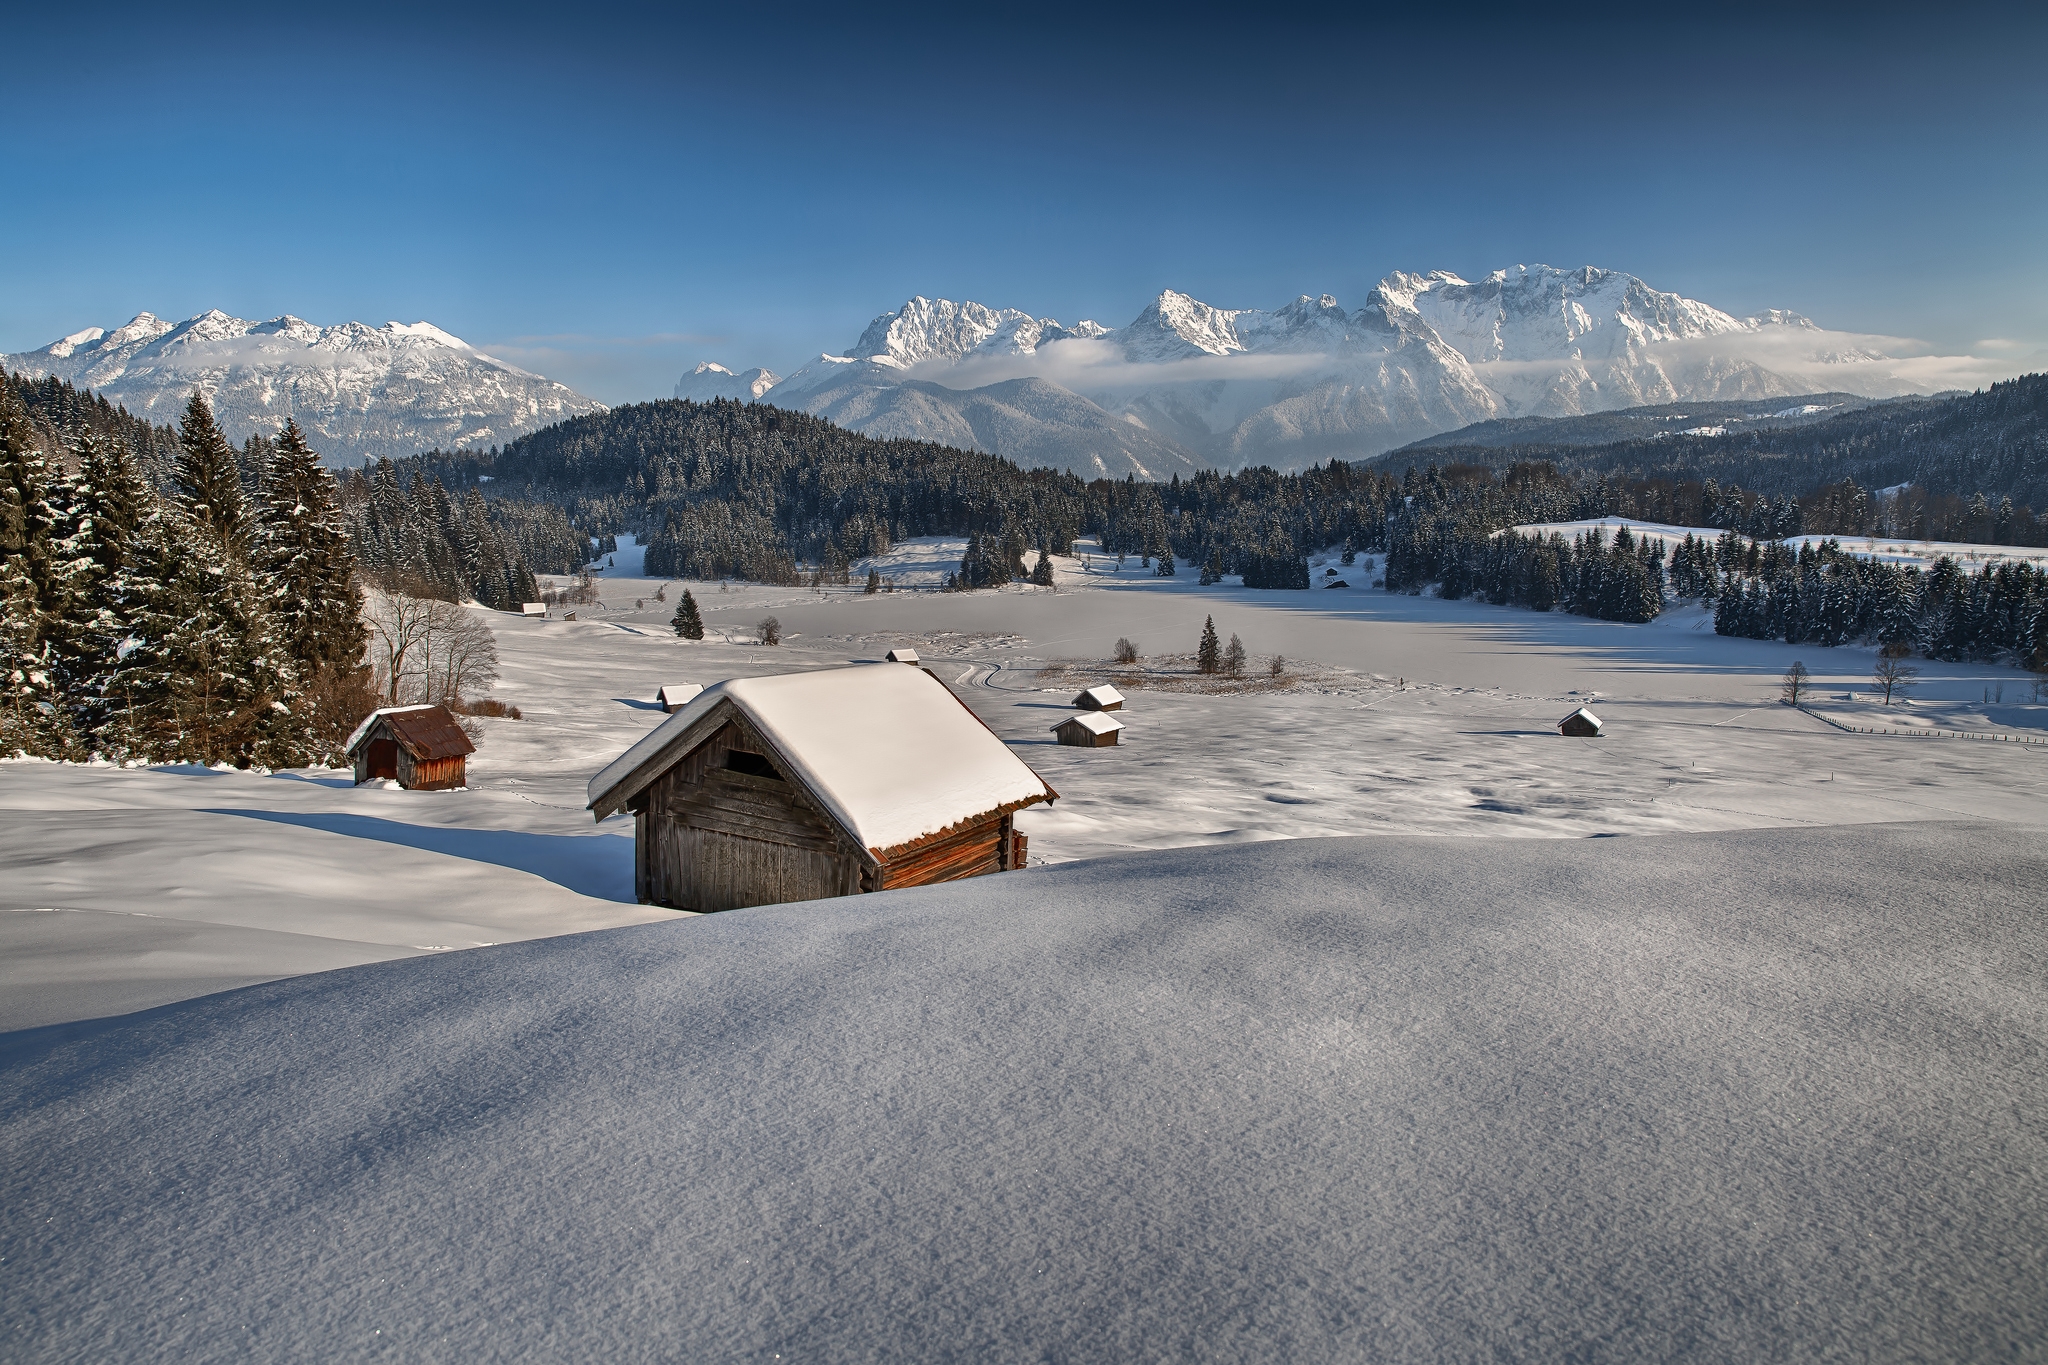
[1513,515,2048,571]
[6,822,2043,1360]
[6,539,2045,1030]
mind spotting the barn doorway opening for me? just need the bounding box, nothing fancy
[365,737,399,781]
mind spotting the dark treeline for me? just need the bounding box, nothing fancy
[1381,462,2048,665]
[6,368,185,486]
[331,458,578,608]
[1384,372,2048,541]
[3,389,371,765]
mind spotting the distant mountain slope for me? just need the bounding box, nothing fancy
[684,265,1982,474]
[779,370,1203,479]
[1395,393,1898,452]
[1372,373,2048,511]
[3,310,605,464]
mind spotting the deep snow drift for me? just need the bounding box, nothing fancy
[4,822,2043,1361]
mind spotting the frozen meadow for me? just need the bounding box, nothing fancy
[5,534,2045,1030]
[4,537,2046,1359]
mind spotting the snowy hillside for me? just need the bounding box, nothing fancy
[6,821,2043,1360]
[4,310,605,464]
[683,265,1952,474]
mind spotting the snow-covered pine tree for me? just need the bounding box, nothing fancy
[1032,549,1053,586]
[0,386,70,757]
[256,420,371,763]
[258,420,365,676]
[673,589,705,640]
[174,392,251,560]
[152,393,298,766]
[1197,616,1220,674]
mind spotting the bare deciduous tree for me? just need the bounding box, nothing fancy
[1780,659,1811,706]
[1872,643,1918,706]
[366,588,500,708]
[758,616,782,646]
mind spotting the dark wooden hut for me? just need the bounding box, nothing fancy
[1072,684,1124,711]
[587,665,1058,913]
[1052,712,1124,747]
[1558,706,1603,737]
[657,683,703,713]
[345,706,475,789]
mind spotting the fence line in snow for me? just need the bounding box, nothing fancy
[1798,705,2048,747]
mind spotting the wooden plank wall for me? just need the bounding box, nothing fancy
[641,719,864,911]
[876,813,1009,891]
[396,752,467,791]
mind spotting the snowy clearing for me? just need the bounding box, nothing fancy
[5,822,2042,1360]
[4,553,2045,1029]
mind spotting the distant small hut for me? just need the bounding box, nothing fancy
[587,665,1058,913]
[885,648,920,664]
[520,602,546,617]
[1558,706,1603,737]
[657,683,703,713]
[1072,684,1124,711]
[1053,712,1124,747]
[346,705,476,790]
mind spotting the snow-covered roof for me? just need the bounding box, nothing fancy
[885,648,920,663]
[343,705,438,756]
[1559,706,1603,730]
[656,683,702,706]
[1055,712,1125,736]
[1074,685,1124,707]
[520,602,546,615]
[589,665,1056,855]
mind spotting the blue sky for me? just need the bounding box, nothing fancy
[4,2,2044,404]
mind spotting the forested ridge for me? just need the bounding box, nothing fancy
[1380,372,2048,536]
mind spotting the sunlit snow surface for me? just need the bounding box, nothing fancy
[4,823,2044,1360]
[5,545,2047,1031]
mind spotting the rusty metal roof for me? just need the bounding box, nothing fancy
[350,705,476,760]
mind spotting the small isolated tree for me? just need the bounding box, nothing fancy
[1113,637,1139,665]
[1270,654,1285,678]
[1032,550,1054,587]
[1155,550,1175,578]
[865,568,882,595]
[1872,641,1918,705]
[758,616,781,646]
[1224,633,1246,678]
[1197,616,1220,674]
[1781,659,1811,706]
[673,589,704,640]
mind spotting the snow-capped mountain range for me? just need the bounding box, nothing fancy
[4,310,604,464]
[680,265,1933,477]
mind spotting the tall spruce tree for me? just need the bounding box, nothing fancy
[1197,616,1220,674]
[0,386,69,756]
[672,589,705,640]
[174,392,250,560]
[258,420,364,674]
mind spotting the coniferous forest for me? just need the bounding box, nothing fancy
[2,385,368,765]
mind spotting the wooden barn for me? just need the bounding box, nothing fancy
[1053,712,1124,747]
[345,705,475,790]
[885,648,920,663]
[519,602,546,617]
[1558,706,1603,737]
[587,665,1058,913]
[1072,684,1124,711]
[657,683,703,713]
